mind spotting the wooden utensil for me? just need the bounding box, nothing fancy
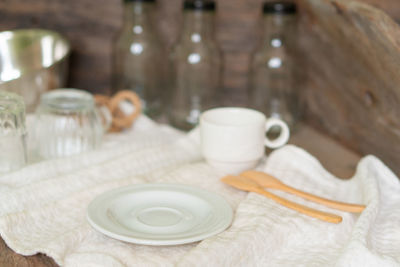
[221,175,342,224]
[241,170,365,213]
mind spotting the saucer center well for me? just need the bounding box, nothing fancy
[137,207,184,227]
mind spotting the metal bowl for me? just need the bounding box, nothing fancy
[0,29,70,112]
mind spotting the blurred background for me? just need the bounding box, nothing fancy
[0,0,400,174]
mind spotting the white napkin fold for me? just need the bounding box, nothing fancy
[0,116,399,266]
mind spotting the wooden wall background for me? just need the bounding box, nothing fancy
[298,0,400,175]
[0,0,272,100]
[0,0,400,174]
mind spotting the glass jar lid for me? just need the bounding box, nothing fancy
[40,89,95,113]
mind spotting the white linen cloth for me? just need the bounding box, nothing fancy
[0,116,399,266]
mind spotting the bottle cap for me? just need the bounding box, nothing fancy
[263,1,297,14]
[184,0,216,11]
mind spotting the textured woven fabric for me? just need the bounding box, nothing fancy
[0,116,399,266]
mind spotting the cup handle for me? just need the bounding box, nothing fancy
[264,118,290,149]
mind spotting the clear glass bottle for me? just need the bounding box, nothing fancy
[169,0,221,131]
[113,0,168,121]
[249,1,299,130]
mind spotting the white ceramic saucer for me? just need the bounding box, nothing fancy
[87,183,233,246]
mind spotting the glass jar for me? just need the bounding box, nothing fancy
[249,1,299,130]
[0,91,27,173]
[113,0,168,121]
[34,89,111,159]
[169,0,221,131]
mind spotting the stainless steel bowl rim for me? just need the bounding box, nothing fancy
[0,28,71,84]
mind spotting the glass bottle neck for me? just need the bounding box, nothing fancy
[122,2,154,30]
[261,13,296,46]
[181,10,215,42]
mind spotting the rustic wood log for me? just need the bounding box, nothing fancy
[298,0,400,175]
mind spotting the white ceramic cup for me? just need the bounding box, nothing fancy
[200,107,290,174]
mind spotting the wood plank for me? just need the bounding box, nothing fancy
[0,124,360,266]
[0,238,57,267]
[354,0,400,23]
[299,0,400,176]
[290,125,360,179]
[221,52,251,106]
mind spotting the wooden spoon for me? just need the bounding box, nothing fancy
[241,170,365,213]
[221,175,342,224]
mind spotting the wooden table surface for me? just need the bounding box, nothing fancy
[0,125,361,267]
